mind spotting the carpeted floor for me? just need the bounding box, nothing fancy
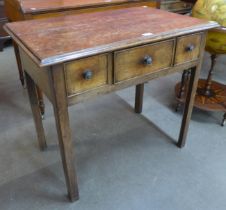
[0,45,226,210]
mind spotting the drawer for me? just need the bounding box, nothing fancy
[114,40,175,83]
[174,33,202,65]
[64,54,109,96]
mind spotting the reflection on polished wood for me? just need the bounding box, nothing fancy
[5,7,218,202]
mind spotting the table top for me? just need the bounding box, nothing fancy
[18,0,146,14]
[5,7,218,67]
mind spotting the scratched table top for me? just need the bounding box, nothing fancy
[5,7,218,66]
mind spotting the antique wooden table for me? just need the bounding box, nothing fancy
[4,0,158,116]
[5,7,218,202]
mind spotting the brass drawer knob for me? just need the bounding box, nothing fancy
[185,44,195,52]
[82,70,93,80]
[143,55,153,65]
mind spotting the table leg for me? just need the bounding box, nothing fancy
[0,40,4,52]
[13,42,45,117]
[177,66,200,148]
[50,66,79,202]
[221,113,226,127]
[135,83,144,113]
[13,41,25,87]
[36,87,45,118]
[204,54,217,96]
[175,69,190,112]
[25,72,47,150]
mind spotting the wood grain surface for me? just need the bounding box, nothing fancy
[4,7,218,66]
[30,1,157,20]
[4,0,158,20]
[174,33,201,65]
[65,54,109,95]
[114,39,174,82]
[17,0,152,13]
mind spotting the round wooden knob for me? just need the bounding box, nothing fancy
[143,56,153,65]
[186,44,195,52]
[83,70,93,80]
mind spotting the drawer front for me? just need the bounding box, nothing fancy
[114,40,174,83]
[175,33,201,65]
[65,54,109,96]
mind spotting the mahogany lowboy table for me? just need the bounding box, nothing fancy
[5,7,218,202]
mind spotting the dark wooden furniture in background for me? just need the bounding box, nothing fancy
[182,0,197,3]
[4,0,158,117]
[160,0,193,14]
[0,0,10,51]
[175,27,226,125]
[174,0,226,126]
[5,7,218,201]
